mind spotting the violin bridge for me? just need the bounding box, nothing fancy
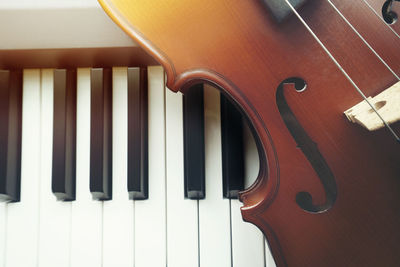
[344,81,400,131]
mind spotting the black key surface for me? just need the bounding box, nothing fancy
[52,69,77,201]
[90,68,112,200]
[183,84,205,199]
[0,70,22,202]
[127,67,148,200]
[220,94,244,199]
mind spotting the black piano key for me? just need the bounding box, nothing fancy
[52,69,77,201]
[128,67,148,200]
[220,94,244,199]
[90,68,112,200]
[0,70,22,202]
[183,84,205,199]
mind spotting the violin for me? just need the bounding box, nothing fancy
[98,0,400,266]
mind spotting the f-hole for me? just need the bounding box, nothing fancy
[382,0,399,25]
[276,77,337,213]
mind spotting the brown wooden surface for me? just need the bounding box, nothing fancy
[363,0,400,35]
[0,47,157,70]
[98,0,400,266]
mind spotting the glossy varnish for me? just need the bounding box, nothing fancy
[99,0,400,266]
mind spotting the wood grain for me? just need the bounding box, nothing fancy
[98,0,400,266]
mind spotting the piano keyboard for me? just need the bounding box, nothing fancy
[0,66,275,267]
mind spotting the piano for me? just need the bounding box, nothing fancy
[0,1,276,266]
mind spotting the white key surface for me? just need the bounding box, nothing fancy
[0,67,270,266]
[37,69,72,267]
[70,68,102,267]
[102,67,134,267]
[199,85,231,267]
[166,87,199,267]
[134,66,167,267]
[242,117,276,267]
[5,69,41,267]
[265,240,276,267]
[0,203,5,267]
[230,119,266,267]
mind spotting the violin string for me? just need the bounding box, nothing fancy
[325,0,400,81]
[282,0,400,142]
[326,0,400,139]
[361,0,400,39]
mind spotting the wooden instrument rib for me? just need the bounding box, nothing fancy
[98,0,400,266]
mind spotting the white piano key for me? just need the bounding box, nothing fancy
[70,68,102,267]
[231,200,265,267]
[134,66,166,267]
[199,84,231,267]
[37,69,72,267]
[166,87,199,267]
[266,240,276,267]
[242,119,276,267]
[102,67,134,267]
[0,204,5,267]
[230,119,265,267]
[242,117,260,207]
[5,69,41,267]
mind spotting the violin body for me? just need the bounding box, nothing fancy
[99,0,400,266]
